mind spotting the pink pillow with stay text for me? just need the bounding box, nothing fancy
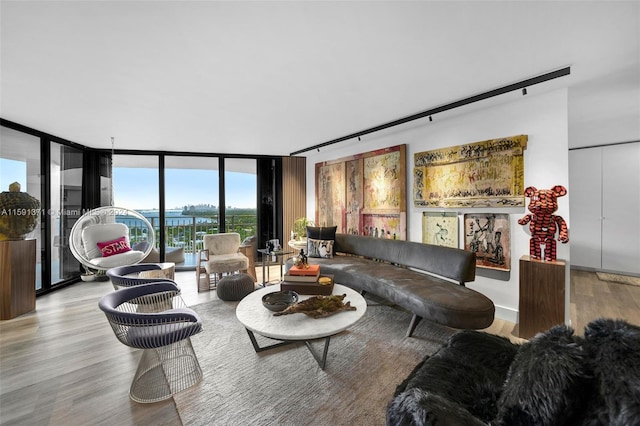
[96,236,131,257]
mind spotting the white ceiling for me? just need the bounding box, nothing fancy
[1,1,638,156]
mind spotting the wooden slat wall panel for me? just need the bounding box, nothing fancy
[282,156,307,240]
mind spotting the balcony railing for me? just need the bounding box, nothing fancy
[121,214,257,257]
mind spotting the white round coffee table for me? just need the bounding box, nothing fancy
[236,283,367,369]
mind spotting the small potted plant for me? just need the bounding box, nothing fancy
[293,217,313,241]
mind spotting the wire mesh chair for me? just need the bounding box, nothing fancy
[107,263,177,290]
[98,282,203,403]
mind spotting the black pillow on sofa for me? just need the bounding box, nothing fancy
[580,318,640,425]
[495,324,590,426]
[306,226,337,240]
[306,226,337,258]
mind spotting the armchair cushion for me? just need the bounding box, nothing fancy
[204,253,249,275]
[89,250,146,268]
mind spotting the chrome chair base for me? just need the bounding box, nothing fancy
[130,338,203,403]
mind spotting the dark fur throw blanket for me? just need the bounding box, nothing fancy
[386,318,640,426]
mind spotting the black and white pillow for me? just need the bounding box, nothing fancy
[306,226,337,258]
[307,238,334,258]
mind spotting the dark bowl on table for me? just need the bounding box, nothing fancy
[262,290,299,312]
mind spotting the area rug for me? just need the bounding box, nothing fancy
[596,272,640,287]
[174,297,455,425]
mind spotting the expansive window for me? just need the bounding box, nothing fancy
[224,158,257,239]
[0,127,42,289]
[112,154,160,257]
[164,156,219,266]
[111,155,258,268]
[2,119,280,294]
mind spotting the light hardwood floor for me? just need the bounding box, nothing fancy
[1,268,638,425]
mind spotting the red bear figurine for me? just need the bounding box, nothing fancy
[518,185,569,261]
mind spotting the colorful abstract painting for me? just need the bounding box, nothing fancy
[316,162,345,232]
[345,159,363,235]
[363,150,403,211]
[362,213,405,240]
[315,144,406,239]
[464,213,511,271]
[413,135,527,208]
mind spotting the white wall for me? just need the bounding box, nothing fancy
[304,88,570,323]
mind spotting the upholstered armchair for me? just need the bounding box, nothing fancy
[196,232,249,291]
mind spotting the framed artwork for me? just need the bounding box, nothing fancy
[413,135,527,208]
[345,159,363,235]
[422,212,459,248]
[362,213,405,240]
[316,144,406,239]
[464,213,511,271]
[316,162,346,232]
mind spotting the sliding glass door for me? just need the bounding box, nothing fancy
[49,142,83,284]
[112,154,160,258]
[224,158,257,241]
[164,156,219,267]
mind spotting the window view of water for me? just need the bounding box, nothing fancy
[113,155,257,267]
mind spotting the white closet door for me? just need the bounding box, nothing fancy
[602,143,640,274]
[569,148,603,269]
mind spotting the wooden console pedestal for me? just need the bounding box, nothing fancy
[518,255,566,339]
[1,239,36,320]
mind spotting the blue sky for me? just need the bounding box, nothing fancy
[113,168,256,210]
[1,158,257,210]
[0,158,27,191]
[114,168,257,210]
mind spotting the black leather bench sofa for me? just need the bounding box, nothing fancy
[287,233,495,336]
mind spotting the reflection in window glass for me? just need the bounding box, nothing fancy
[0,127,42,289]
[50,142,83,284]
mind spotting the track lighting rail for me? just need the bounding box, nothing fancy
[290,67,570,156]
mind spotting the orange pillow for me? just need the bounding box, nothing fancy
[96,236,131,257]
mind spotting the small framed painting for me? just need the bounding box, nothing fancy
[422,212,459,248]
[463,213,511,271]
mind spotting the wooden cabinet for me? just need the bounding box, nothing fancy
[1,239,36,320]
[518,255,566,339]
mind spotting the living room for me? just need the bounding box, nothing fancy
[1,1,639,425]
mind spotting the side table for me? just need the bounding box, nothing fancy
[257,249,293,285]
[138,262,176,280]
